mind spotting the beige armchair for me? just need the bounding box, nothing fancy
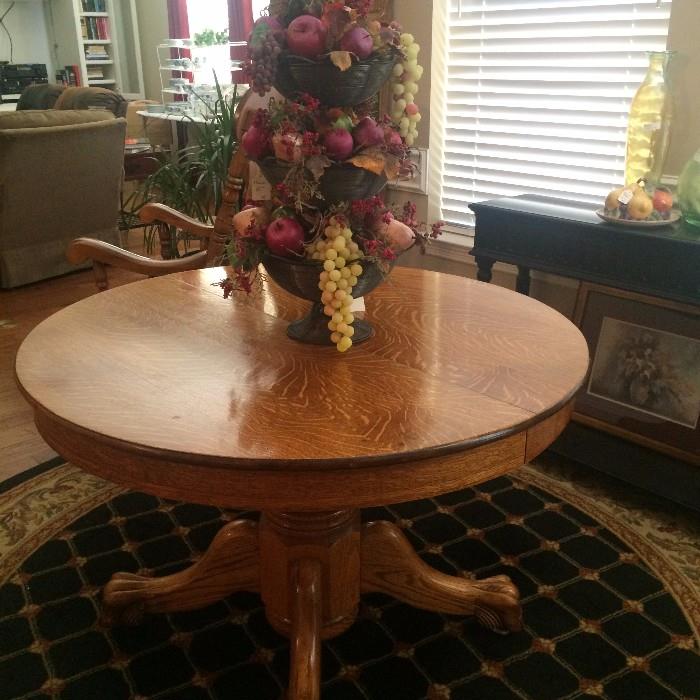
[0,109,126,288]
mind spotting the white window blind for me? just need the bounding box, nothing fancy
[441,0,672,229]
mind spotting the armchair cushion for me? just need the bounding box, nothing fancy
[16,83,66,110]
[0,113,126,288]
[54,86,128,118]
[125,100,172,147]
[0,109,115,130]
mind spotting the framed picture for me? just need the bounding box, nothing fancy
[573,283,700,465]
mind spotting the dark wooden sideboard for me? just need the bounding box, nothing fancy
[470,195,700,304]
[470,195,700,510]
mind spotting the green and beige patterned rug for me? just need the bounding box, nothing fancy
[1,456,698,699]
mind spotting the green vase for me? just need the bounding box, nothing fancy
[677,149,700,228]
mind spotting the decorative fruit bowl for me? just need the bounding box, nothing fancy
[256,158,388,207]
[262,253,391,345]
[596,209,681,228]
[274,49,399,106]
[600,182,679,227]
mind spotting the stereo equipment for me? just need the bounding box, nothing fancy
[0,63,48,103]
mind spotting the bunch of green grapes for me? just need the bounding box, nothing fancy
[312,218,364,353]
[390,33,423,146]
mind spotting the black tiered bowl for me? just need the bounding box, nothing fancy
[262,254,390,345]
[274,49,399,106]
[256,158,387,207]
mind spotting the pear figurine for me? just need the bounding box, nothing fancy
[627,189,654,220]
[605,186,625,211]
[604,180,643,212]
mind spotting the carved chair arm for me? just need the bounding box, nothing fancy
[139,203,215,239]
[67,238,209,291]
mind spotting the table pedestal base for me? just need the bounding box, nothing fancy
[103,510,522,699]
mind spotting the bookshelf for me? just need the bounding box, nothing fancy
[49,0,144,99]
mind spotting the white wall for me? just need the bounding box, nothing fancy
[135,0,169,101]
[0,0,53,77]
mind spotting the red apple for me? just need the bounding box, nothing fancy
[652,188,674,213]
[353,116,385,148]
[384,127,403,147]
[265,217,305,257]
[286,15,327,59]
[324,128,354,161]
[242,123,271,160]
[340,26,374,60]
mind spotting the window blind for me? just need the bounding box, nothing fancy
[441,0,672,229]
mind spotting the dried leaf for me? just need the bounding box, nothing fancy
[349,148,386,176]
[306,154,333,180]
[384,153,402,181]
[323,6,352,44]
[330,51,353,72]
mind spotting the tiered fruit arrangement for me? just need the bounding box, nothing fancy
[603,179,675,222]
[223,195,441,350]
[241,95,410,206]
[221,0,441,352]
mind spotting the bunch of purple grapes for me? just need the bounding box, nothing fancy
[249,31,281,97]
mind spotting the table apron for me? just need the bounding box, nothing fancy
[31,402,573,511]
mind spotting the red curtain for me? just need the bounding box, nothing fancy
[167,0,190,38]
[167,0,191,99]
[229,0,254,81]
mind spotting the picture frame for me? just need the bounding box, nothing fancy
[572,283,700,465]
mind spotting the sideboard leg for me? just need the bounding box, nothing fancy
[475,256,495,283]
[102,519,260,625]
[516,266,531,295]
[360,521,522,633]
[288,559,322,700]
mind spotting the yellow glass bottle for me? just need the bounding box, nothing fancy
[624,51,675,187]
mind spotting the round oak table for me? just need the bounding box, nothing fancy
[15,267,589,699]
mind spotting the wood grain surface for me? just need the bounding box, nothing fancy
[16,267,588,509]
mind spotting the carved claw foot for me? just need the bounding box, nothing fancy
[360,521,522,633]
[469,575,521,634]
[102,572,152,626]
[102,519,260,626]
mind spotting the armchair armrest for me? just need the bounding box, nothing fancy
[67,238,209,291]
[139,203,215,239]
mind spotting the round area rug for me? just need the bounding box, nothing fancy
[1,458,698,700]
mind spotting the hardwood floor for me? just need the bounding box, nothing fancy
[0,230,153,482]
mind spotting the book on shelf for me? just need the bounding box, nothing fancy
[56,65,81,87]
[81,0,107,11]
[80,16,110,41]
[85,45,110,60]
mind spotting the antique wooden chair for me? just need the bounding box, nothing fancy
[66,144,247,290]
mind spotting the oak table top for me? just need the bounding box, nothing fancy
[16,267,588,509]
[15,267,589,699]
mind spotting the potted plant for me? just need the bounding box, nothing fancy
[127,78,240,257]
